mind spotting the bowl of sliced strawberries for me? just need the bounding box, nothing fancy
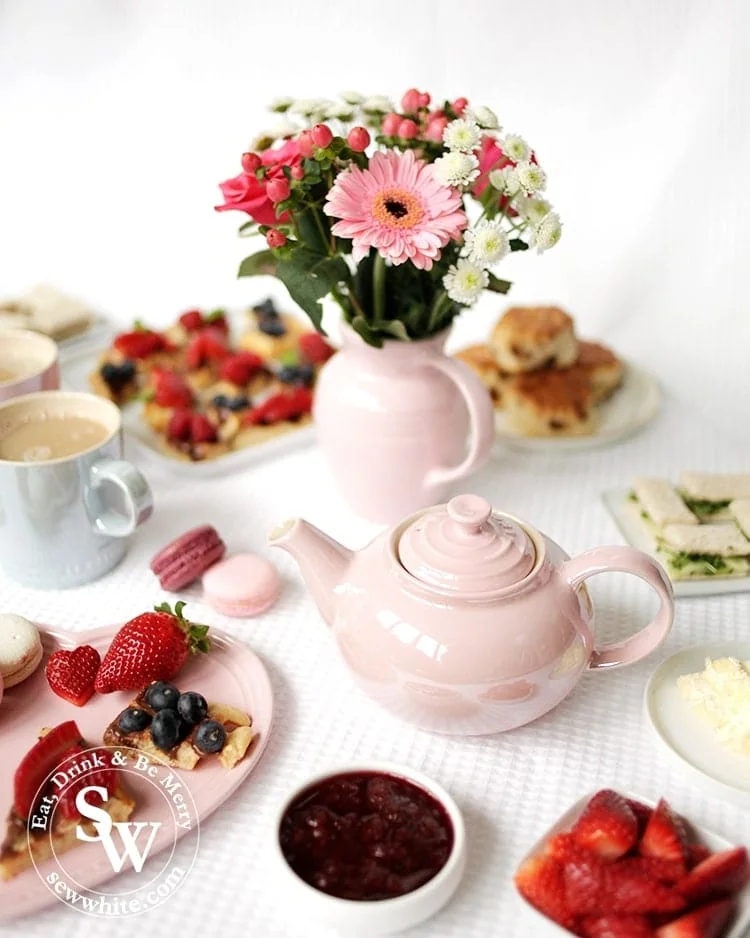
[514,789,750,937]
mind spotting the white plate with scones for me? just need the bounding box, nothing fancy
[455,305,660,451]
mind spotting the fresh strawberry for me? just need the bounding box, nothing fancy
[191,413,218,443]
[179,309,205,332]
[219,351,264,386]
[13,721,82,819]
[94,602,210,693]
[299,331,335,364]
[185,328,228,369]
[546,831,585,863]
[572,790,639,860]
[57,746,118,820]
[619,857,685,885]
[114,328,165,360]
[45,645,101,707]
[626,798,654,836]
[166,407,193,441]
[581,915,655,938]
[678,847,749,905]
[514,853,577,930]
[654,898,736,938]
[640,800,691,873]
[244,387,313,425]
[565,852,685,916]
[204,308,229,336]
[152,370,193,408]
[688,845,712,869]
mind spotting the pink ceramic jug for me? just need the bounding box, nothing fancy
[313,326,495,523]
[270,494,674,735]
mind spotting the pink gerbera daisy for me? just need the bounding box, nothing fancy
[323,150,467,270]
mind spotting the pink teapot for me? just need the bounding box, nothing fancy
[270,494,674,735]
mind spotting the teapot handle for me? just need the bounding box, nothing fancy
[561,546,674,670]
[424,357,495,488]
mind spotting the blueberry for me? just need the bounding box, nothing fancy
[258,318,286,337]
[254,298,278,318]
[101,360,136,392]
[150,709,181,751]
[278,364,314,386]
[176,718,193,743]
[144,681,180,711]
[193,719,226,754]
[118,707,151,733]
[212,394,231,409]
[176,691,208,725]
[119,360,136,380]
[227,395,250,411]
[101,363,118,381]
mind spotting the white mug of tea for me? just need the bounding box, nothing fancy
[0,390,154,588]
[0,329,60,402]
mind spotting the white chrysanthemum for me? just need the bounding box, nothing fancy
[488,168,506,191]
[443,259,489,305]
[267,119,298,139]
[532,212,562,253]
[519,196,552,224]
[516,160,547,194]
[433,151,480,188]
[362,95,393,113]
[461,220,509,266]
[502,134,531,162]
[340,90,365,104]
[269,96,294,113]
[468,105,499,130]
[326,102,355,120]
[502,166,520,194]
[442,118,481,153]
[289,98,321,116]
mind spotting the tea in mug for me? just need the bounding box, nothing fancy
[0,414,110,461]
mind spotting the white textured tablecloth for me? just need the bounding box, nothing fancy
[1,384,749,937]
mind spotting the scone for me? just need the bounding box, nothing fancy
[504,368,596,436]
[491,306,578,373]
[572,340,624,403]
[454,344,509,408]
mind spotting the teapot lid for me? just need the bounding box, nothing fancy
[397,494,535,593]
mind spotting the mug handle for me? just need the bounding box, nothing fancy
[88,458,154,537]
[424,357,495,487]
[561,546,674,669]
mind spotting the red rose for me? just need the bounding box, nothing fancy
[215,139,301,226]
[472,135,513,198]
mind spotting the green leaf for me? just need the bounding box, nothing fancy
[238,220,256,234]
[238,251,278,278]
[486,272,513,294]
[377,320,410,340]
[296,208,330,254]
[509,238,529,252]
[274,249,350,331]
[350,315,384,348]
[302,158,322,178]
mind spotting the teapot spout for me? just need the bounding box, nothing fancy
[268,518,353,627]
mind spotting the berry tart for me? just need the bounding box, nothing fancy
[104,681,253,771]
[0,721,135,881]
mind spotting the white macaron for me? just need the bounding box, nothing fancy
[0,614,43,688]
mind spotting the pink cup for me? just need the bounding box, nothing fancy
[0,330,60,403]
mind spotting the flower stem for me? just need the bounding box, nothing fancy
[373,252,386,322]
[311,208,333,255]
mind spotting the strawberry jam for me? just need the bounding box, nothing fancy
[278,771,453,901]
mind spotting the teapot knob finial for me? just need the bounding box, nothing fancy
[446,494,492,535]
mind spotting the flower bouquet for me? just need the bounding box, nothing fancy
[216,89,562,348]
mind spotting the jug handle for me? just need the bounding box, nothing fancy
[424,357,495,487]
[561,546,674,669]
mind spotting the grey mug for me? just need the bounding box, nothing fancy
[0,391,153,588]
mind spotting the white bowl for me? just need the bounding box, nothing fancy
[515,791,750,936]
[270,761,466,937]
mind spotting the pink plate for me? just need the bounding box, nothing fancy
[0,624,273,922]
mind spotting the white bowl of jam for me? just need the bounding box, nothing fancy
[272,761,467,936]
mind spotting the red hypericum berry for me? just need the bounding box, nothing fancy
[418,92,431,108]
[299,331,335,364]
[241,151,261,174]
[266,228,287,248]
[425,115,449,142]
[347,126,370,152]
[452,96,469,115]
[166,408,193,441]
[311,123,333,148]
[398,119,419,139]
[266,177,290,203]
[401,88,422,113]
[381,112,401,135]
[190,413,218,444]
[178,308,204,332]
[290,164,305,180]
[298,129,315,157]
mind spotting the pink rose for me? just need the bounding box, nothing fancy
[215,139,301,226]
[472,135,513,198]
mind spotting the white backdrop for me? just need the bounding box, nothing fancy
[1,0,749,440]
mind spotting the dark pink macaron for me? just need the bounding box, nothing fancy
[150,525,226,591]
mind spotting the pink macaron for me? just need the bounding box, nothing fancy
[150,525,227,591]
[201,553,281,617]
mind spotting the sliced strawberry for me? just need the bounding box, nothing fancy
[204,308,229,336]
[626,798,654,836]
[153,370,193,408]
[618,857,685,885]
[191,413,218,443]
[546,831,584,863]
[299,331,334,364]
[572,790,639,860]
[179,309,205,332]
[581,915,655,938]
[57,746,118,820]
[219,351,264,386]
[14,721,82,819]
[565,852,685,917]
[45,645,101,707]
[166,408,193,441]
[244,387,313,425]
[654,898,736,938]
[114,329,165,360]
[678,847,749,906]
[640,800,690,873]
[688,845,712,870]
[185,329,229,369]
[514,853,577,930]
